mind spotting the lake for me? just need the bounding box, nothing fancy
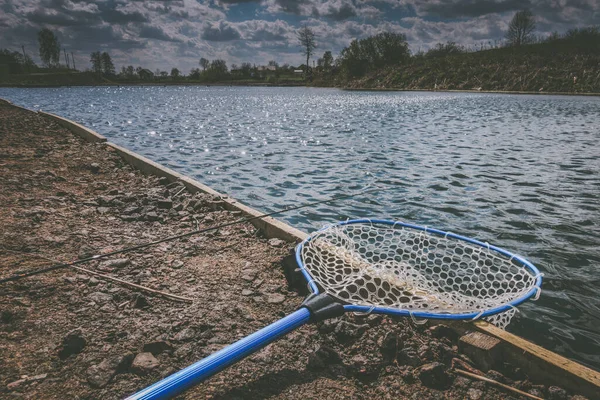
[1,86,599,370]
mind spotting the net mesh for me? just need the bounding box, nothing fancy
[299,222,539,329]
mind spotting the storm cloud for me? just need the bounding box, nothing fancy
[0,0,597,73]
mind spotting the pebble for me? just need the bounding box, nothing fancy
[241,289,253,296]
[418,362,453,389]
[266,293,286,304]
[548,386,568,400]
[171,260,184,269]
[131,352,159,375]
[58,329,86,359]
[467,388,483,400]
[100,258,130,269]
[268,238,286,248]
[173,327,196,342]
[88,292,113,304]
[158,198,173,209]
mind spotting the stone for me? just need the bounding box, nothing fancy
[266,293,286,304]
[58,329,86,359]
[334,321,369,341]
[97,207,111,214]
[122,206,141,215]
[418,362,453,389]
[547,386,568,400]
[146,211,160,221]
[467,388,483,400]
[100,258,130,269]
[78,244,96,259]
[131,352,159,375]
[88,292,113,304]
[134,294,150,309]
[307,345,342,370]
[268,238,286,248]
[90,163,101,174]
[157,198,173,209]
[171,260,184,269]
[143,341,174,356]
[397,348,421,366]
[173,327,196,342]
[241,289,253,296]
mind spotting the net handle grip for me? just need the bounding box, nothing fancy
[126,308,311,400]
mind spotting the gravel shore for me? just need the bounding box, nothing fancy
[0,103,583,400]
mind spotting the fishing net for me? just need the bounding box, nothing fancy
[299,221,541,329]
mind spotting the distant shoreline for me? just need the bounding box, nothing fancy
[1,82,599,97]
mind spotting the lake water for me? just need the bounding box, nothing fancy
[2,86,599,370]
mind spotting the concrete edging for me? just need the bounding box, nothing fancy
[38,111,107,143]
[8,98,598,399]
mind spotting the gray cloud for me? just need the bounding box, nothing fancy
[202,21,241,41]
[139,24,182,42]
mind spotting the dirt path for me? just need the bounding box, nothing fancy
[0,103,581,400]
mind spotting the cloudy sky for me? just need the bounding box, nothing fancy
[1,0,598,73]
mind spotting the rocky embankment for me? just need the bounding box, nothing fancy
[0,103,586,399]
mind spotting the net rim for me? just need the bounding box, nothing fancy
[295,218,543,321]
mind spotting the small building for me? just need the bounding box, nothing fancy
[293,69,303,75]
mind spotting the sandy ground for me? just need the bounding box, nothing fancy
[0,103,585,400]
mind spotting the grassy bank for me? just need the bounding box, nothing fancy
[335,37,600,93]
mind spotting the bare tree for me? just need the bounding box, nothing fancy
[297,25,316,80]
[38,28,60,67]
[199,57,210,71]
[506,10,536,46]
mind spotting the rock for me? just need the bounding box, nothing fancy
[174,343,193,359]
[398,348,421,366]
[88,277,100,286]
[241,289,253,296]
[173,327,196,342]
[157,198,173,209]
[146,211,160,221]
[58,329,86,359]
[86,355,130,388]
[266,293,286,304]
[143,341,174,356]
[307,345,342,370]
[467,388,483,400]
[134,294,150,309]
[97,207,111,214]
[380,332,399,361]
[78,244,96,259]
[429,324,459,342]
[334,321,369,341]
[241,269,257,281]
[100,258,130,269]
[122,206,141,215]
[171,260,184,269]
[88,292,113,305]
[548,386,568,400]
[131,352,159,375]
[90,163,100,174]
[418,362,453,389]
[268,238,286,248]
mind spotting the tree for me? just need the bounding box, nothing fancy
[90,51,102,74]
[297,25,316,80]
[100,52,115,75]
[268,60,279,68]
[322,51,333,73]
[38,28,60,67]
[171,68,180,78]
[338,32,410,77]
[199,57,209,71]
[506,10,536,46]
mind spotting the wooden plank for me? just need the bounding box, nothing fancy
[474,320,600,400]
[459,331,502,372]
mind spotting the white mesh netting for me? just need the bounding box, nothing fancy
[299,222,540,329]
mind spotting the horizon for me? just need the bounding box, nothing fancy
[1,0,599,73]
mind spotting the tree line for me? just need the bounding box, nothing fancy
[2,10,598,87]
